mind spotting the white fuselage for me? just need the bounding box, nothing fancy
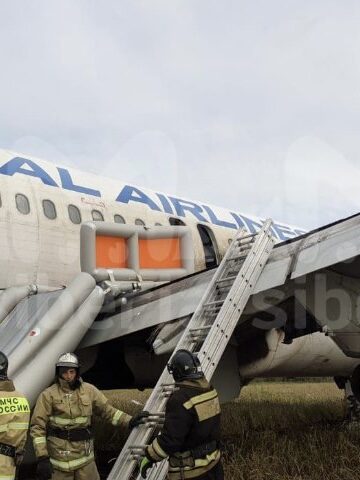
[0,149,305,289]
[1,149,357,383]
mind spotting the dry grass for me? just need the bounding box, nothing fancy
[219,383,356,480]
[96,382,360,480]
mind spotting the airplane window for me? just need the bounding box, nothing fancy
[0,194,2,207]
[169,217,186,226]
[155,222,162,226]
[15,194,30,215]
[114,214,126,224]
[92,210,104,221]
[68,205,82,224]
[135,218,145,226]
[42,199,57,220]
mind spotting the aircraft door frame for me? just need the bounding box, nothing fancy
[196,224,219,269]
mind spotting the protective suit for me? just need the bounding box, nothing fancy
[140,350,223,480]
[0,352,30,480]
[31,353,134,480]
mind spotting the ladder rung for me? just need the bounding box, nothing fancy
[240,248,253,255]
[216,275,237,284]
[238,243,252,249]
[146,415,165,422]
[203,300,224,308]
[226,270,240,277]
[203,307,218,313]
[215,284,232,291]
[203,306,222,313]
[226,254,248,262]
[160,384,175,391]
[189,325,212,340]
[189,326,211,332]
[130,446,146,452]
[189,335,207,342]
[236,233,256,241]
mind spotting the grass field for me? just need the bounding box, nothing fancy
[95,382,360,480]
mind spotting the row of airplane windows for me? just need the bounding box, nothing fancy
[13,193,187,228]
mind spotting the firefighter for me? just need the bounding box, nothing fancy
[0,351,30,480]
[30,352,148,480]
[139,349,223,480]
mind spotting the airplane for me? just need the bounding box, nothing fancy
[0,149,306,288]
[0,148,359,416]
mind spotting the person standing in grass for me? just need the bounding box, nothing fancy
[31,352,148,480]
[139,349,223,480]
[0,351,30,480]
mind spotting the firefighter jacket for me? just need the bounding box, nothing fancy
[0,379,30,480]
[30,378,131,472]
[146,377,221,480]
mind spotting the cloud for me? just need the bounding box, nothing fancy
[0,1,360,230]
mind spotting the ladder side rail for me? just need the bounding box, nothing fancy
[136,224,275,480]
[210,220,274,336]
[186,234,256,333]
[183,229,252,327]
[108,366,177,479]
[108,232,252,479]
[217,222,271,299]
[207,244,274,376]
[144,461,168,480]
[144,229,257,367]
[140,226,274,480]
[108,224,274,480]
[200,237,275,377]
[199,225,274,374]
[109,292,217,480]
[199,224,274,373]
[134,227,274,480]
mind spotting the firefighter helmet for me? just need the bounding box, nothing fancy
[167,349,204,381]
[56,353,80,376]
[0,352,8,378]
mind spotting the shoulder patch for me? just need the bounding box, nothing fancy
[183,390,218,410]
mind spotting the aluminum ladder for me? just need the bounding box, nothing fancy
[108,219,275,480]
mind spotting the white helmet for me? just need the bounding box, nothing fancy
[56,353,79,370]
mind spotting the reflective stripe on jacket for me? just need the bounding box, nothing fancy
[30,379,131,472]
[146,378,221,479]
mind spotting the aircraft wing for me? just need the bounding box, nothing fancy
[80,212,360,359]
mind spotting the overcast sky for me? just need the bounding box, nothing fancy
[0,1,360,230]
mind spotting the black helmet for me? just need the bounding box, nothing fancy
[0,352,8,379]
[167,349,204,382]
